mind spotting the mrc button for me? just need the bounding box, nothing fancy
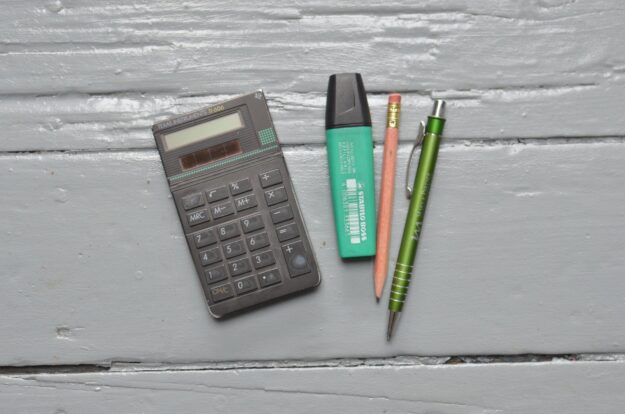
[187,209,210,226]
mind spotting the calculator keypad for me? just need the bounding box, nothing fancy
[177,158,319,315]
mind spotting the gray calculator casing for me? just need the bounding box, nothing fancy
[152,91,321,318]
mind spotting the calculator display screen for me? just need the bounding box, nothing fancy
[163,112,244,151]
[179,139,242,170]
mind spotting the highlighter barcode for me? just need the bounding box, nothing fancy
[345,179,361,244]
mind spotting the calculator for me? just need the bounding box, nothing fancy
[152,91,321,318]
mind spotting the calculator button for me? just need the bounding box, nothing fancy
[223,239,245,259]
[211,202,235,219]
[228,257,252,276]
[193,229,217,248]
[199,247,221,266]
[206,186,228,203]
[258,269,282,288]
[259,169,282,188]
[246,232,270,251]
[181,192,205,210]
[270,205,293,224]
[205,265,227,284]
[276,223,299,242]
[230,178,252,195]
[282,241,311,277]
[217,222,240,241]
[210,283,234,303]
[264,187,288,206]
[187,209,210,226]
[233,276,258,295]
[252,250,275,269]
[241,214,264,233]
[234,194,258,212]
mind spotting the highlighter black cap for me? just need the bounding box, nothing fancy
[325,73,372,129]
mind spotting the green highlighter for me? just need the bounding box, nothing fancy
[325,73,376,258]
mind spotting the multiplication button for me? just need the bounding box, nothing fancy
[264,187,288,206]
[259,169,282,188]
[282,241,311,277]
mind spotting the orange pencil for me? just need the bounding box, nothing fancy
[374,94,401,300]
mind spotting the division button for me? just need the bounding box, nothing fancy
[264,186,288,206]
[210,283,234,303]
[258,269,282,288]
[211,201,235,220]
[252,250,275,269]
[193,229,217,248]
[205,186,228,203]
[246,232,270,251]
[217,222,240,241]
[223,239,245,259]
[233,276,258,295]
[228,257,252,276]
[270,204,293,224]
[229,178,252,195]
[240,214,264,233]
[259,169,282,188]
[181,192,205,210]
[276,223,299,242]
[199,247,221,266]
[187,209,210,226]
[282,241,311,277]
[234,194,258,212]
[204,265,227,284]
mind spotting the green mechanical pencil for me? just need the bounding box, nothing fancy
[387,100,446,340]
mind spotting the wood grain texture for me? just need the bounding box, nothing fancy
[2,142,624,365]
[2,361,625,413]
[1,0,625,150]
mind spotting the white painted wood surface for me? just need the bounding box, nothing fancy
[2,143,625,365]
[2,360,625,413]
[2,0,625,411]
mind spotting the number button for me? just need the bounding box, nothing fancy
[246,232,270,251]
[234,276,257,295]
[276,223,299,242]
[241,214,264,233]
[187,209,210,226]
[229,178,252,195]
[234,194,257,212]
[223,239,245,259]
[259,169,282,188]
[252,250,275,269]
[199,247,221,266]
[282,241,311,277]
[205,265,227,284]
[258,269,282,288]
[181,192,205,210]
[193,229,217,248]
[211,201,235,220]
[270,205,293,224]
[205,186,228,203]
[264,186,288,206]
[210,283,234,303]
[228,258,252,276]
[217,222,240,241]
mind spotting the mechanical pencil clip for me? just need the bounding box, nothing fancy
[387,100,446,341]
[373,94,401,301]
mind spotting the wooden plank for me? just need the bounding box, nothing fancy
[2,361,625,413]
[2,84,625,151]
[1,141,625,365]
[1,1,625,150]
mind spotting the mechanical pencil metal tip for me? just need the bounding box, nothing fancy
[431,99,446,118]
[387,311,399,341]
